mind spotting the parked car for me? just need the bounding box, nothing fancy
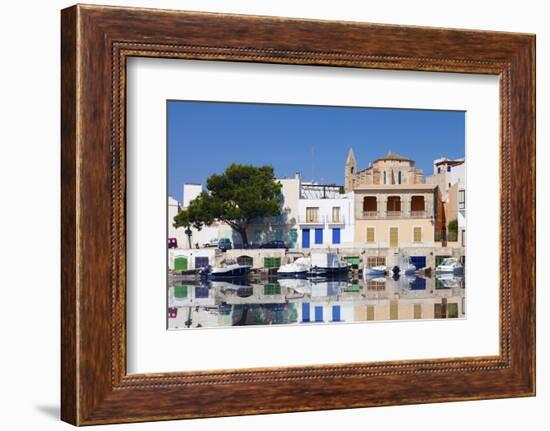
[260,240,288,250]
[167,237,178,249]
[167,307,178,318]
[218,238,233,251]
[203,238,219,248]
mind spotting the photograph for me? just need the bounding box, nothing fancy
[167,101,466,329]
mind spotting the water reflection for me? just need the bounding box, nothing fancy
[168,273,465,329]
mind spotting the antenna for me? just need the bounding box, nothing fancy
[311,145,315,183]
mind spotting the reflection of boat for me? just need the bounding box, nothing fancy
[392,256,416,276]
[308,253,350,276]
[206,263,251,279]
[277,257,311,277]
[436,258,463,275]
[436,273,464,288]
[363,265,386,276]
[209,279,250,290]
[277,277,311,293]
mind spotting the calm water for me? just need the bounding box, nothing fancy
[167,273,465,329]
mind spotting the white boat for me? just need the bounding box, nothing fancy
[277,257,311,277]
[435,257,463,275]
[309,253,350,276]
[363,265,386,276]
[207,263,251,278]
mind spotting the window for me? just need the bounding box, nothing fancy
[410,195,425,215]
[366,227,375,243]
[437,166,441,174]
[332,206,340,222]
[237,255,253,266]
[413,227,422,243]
[447,165,452,172]
[387,196,401,214]
[302,303,310,322]
[363,196,377,216]
[264,284,281,295]
[458,189,466,209]
[461,229,466,247]
[383,171,387,184]
[306,207,319,223]
[398,171,402,184]
[389,227,399,247]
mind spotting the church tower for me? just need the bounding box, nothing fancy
[345,147,357,192]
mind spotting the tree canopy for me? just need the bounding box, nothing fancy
[173,164,283,246]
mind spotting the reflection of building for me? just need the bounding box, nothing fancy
[297,183,355,249]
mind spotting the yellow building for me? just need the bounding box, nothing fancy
[345,149,440,248]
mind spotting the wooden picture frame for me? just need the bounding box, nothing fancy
[61,4,535,425]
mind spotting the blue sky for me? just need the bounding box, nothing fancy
[168,101,464,203]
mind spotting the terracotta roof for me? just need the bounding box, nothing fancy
[373,151,412,163]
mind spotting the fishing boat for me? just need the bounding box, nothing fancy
[363,265,386,276]
[308,252,350,277]
[435,257,464,275]
[277,257,311,277]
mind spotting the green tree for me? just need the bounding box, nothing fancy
[173,164,282,247]
[447,218,458,241]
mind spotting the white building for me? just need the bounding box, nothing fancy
[297,183,355,249]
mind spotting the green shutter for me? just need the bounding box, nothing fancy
[174,257,188,271]
[264,257,281,268]
[174,285,188,298]
[264,284,281,295]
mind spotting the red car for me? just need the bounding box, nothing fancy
[168,307,178,318]
[167,237,178,249]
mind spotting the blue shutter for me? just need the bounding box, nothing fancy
[314,306,323,322]
[302,229,310,248]
[314,228,323,244]
[332,228,341,244]
[195,257,209,268]
[302,302,310,322]
[332,305,341,321]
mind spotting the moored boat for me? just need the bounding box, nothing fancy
[308,252,350,277]
[435,257,464,275]
[277,257,311,277]
[204,263,251,279]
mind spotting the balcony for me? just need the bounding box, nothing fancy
[361,210,430,220]
[410,210,426,218]
[298,215,346,225]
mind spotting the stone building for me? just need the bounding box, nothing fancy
[345,148,424,192]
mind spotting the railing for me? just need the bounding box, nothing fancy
[361,210,430,219]
[298,215,346,225]
[363,211,378,219]
[410,210,426,218]
[386,210,402,218]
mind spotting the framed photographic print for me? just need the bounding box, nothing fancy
[61,4,536,425]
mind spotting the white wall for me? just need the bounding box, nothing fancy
[298,193,355,247]
[0,1,545,431]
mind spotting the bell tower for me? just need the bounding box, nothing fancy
[345,147,357,192]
